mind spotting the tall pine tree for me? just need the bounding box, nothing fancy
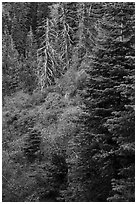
[2,26,20,95]
[85,2,135,201]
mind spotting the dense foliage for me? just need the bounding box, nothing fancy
[2,2,135,202]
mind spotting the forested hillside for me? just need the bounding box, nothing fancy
[2,2,135,202]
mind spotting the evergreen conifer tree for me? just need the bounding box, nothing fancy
[85,2,135,201]
[19,27,37,94]
[2,26,20,95]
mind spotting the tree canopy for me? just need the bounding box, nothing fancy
[2,2,135,202]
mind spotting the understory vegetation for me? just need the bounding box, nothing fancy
[2,2,135,202]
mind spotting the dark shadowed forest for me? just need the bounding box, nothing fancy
[2,2,135,202]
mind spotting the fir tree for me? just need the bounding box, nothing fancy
[19,27,37,94]
[24,128,42,163]
[85,2,135,201]
[2,26,20,95]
